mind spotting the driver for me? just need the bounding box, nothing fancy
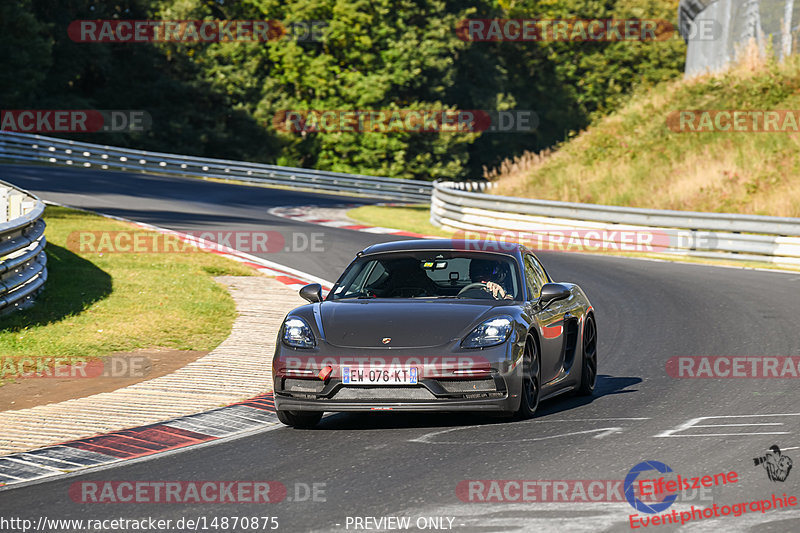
[469,259,513,299]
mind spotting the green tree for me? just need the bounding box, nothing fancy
[0,0,52,107]
[248,0,482,180]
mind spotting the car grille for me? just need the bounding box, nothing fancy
[438,379,497,393]
[332,387,437,401]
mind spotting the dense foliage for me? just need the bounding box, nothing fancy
[2,0,685,180]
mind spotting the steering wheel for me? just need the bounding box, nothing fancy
[388,286,429,298]
[457,282,495,299]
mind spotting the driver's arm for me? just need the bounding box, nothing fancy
[485,281,512,299]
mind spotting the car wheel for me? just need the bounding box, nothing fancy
[516,337,540,419]
[276,409,323,428]
[577,314,597,396]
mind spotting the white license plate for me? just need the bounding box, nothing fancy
[342,367,418,385]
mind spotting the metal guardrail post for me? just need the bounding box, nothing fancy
[0,131,434,203]
[0,180,47,313]
[431,181,800,266]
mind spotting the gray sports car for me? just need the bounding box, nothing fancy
[272,239,596,428]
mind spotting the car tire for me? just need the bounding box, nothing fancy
[516,337,540,419]
[577,314,597,396]
[276,409,323,428]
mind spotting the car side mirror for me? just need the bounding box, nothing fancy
[299,283,323,303]
[537,283,570,309]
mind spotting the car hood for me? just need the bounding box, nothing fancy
[318,299,501,349]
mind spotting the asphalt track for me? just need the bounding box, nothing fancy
[2,163,800,532]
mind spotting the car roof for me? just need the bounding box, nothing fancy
[360,239,523,257]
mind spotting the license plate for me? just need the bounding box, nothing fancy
[342,367,418,385]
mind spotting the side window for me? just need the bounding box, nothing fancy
[530,255,549,286]
[524,255,542,300]
[343,261,375,296]
[364,261,387,287]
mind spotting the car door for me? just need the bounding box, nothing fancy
[524,254,567,383]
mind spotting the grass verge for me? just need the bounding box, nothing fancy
[0,206,253,362]
[489,50,800,217]
[347,205,453,238]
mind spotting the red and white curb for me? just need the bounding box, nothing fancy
[0,204,338,490]
[0,202,433,488]
[0,395,277,489]
[268,205,437,240]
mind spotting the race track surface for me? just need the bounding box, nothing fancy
[2,164,800,532]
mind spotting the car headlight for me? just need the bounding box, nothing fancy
[283,317,316,348]
[461,316,513,348]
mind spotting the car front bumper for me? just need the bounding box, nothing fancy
[273,369,522,413]
[272,328,528,414]
[273,393,516,413]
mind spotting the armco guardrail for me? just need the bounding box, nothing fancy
[0,180,47,313]
[431,181,800,266]
[0,131,432,203]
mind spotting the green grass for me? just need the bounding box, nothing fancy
[347,205,453,237]
[491,52,800,217]
[0,206,253,361]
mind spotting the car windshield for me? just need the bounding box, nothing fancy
[330,251,522,300]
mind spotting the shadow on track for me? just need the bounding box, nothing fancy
[535,374,641,417]
[299,374,641,431]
